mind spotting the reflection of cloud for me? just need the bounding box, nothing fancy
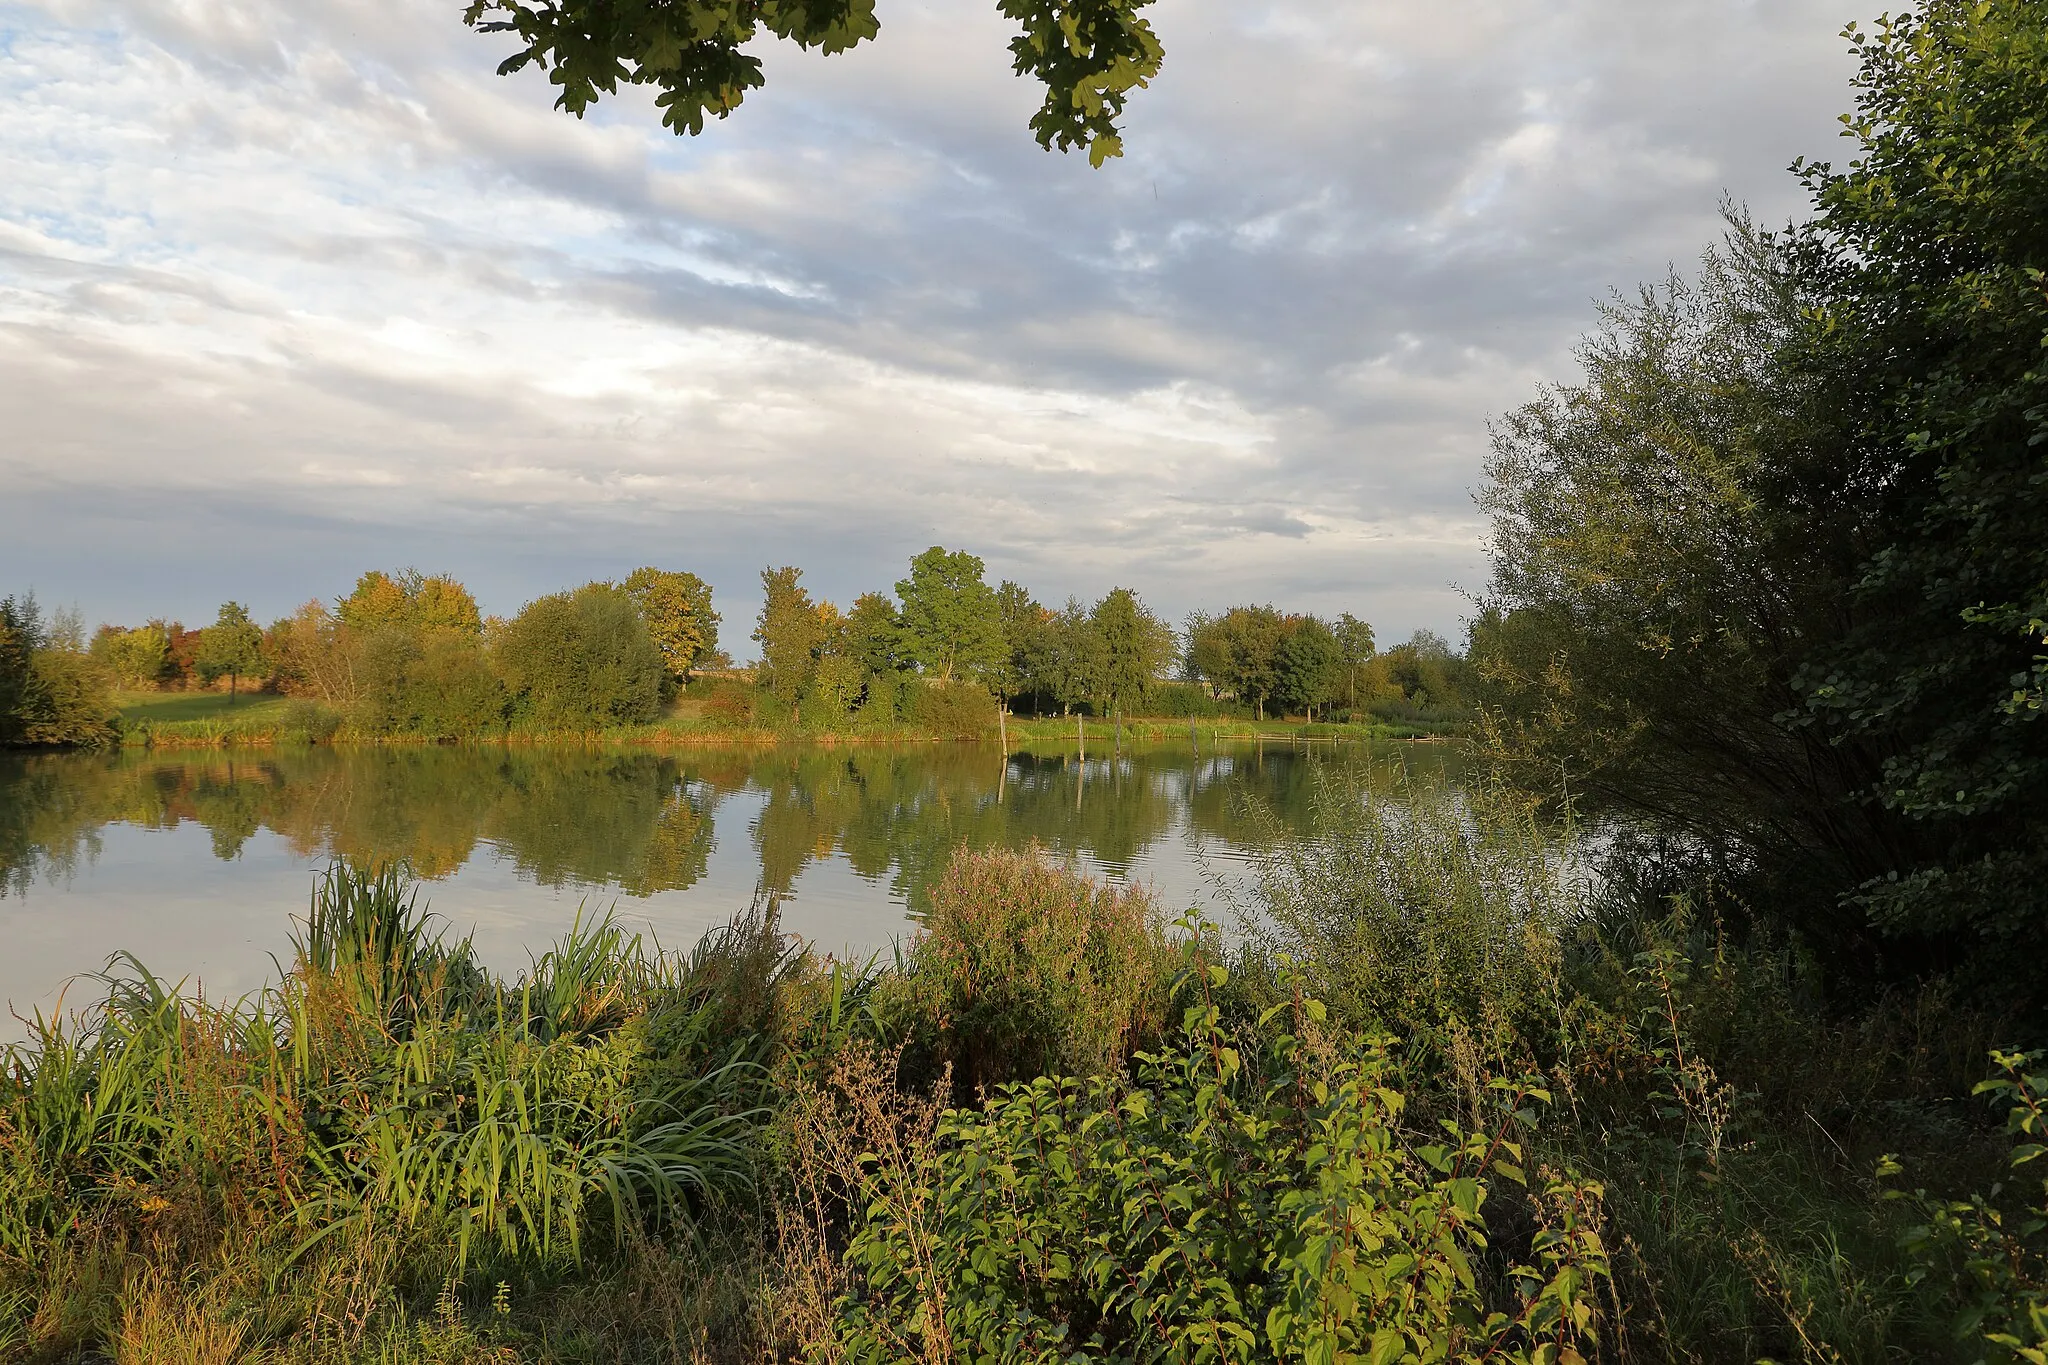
[0,0,1859,639]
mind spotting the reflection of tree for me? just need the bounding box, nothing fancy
[0,739,1446,916]
[488,751,718,896]
[0,755,111,896]
[189,761,268,860]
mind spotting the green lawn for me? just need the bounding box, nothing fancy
[116,689,294,725]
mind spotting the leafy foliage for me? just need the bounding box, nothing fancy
[461,0,1161,166]
[622,566,720,681]
[895,546,1003,687]
[0,593,119,749]
[1088,586,1174,719]
[337,569,483,636]
[193,601,265,698]
[829,976,1608,1364]
[1787,0,2048,953]
[497,583,667,730]
[1476,2,2048,995]
[1885,1049,2048,1365]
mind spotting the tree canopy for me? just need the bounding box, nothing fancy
[1475,0,2048,997]
[462,0,1163,167]
[622,566,720,680]
[337,570,482,636]
[194,602,265,700]
[896,547,1003,685]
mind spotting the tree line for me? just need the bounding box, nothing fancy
[3,551,1475,744]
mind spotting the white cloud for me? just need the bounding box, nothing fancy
[0,0,1863,641]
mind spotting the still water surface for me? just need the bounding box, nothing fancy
[0,741,1442,1025]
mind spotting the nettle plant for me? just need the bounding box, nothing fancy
[1885,1049,2048,1365]
[828,968,1610,1364]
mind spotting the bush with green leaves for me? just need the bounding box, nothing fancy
[496,583,667,731]
[1884,1049,2048,1364]
[827,971,1609,1364]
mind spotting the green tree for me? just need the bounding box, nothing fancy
[1190,605,1286,719]
[462,0,1163,168]
[1273,616,1343,720]
[753,566,825,720]
[0,599,31,746]
[1182,611,1227,697]
[88,623,170,690]
[843,591,901,676]
[1784,0,2048,954]
[2,594,118,748]
[1037,598,1104,715]
[194,602,265,702]
[354,627,507,738]
[993,580,1046,706]
[1090,587,1173,720]
[496,583,665,730]
[1478,224,1859,880]
[622,567,720,681]
[1333,612,1376,712]
[895,547,1003,685]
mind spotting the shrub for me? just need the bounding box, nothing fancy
[1885,1048,2048,1363]
[901,847,1171,1094]
[280,697,342,742]
[824,978,1610,1364]
[696,678,758,728]
[1144,680,1242,719]
[906,679,997,739]
[497,584,666,731]
[19,650,119,748]
[1236,767,1574,1058]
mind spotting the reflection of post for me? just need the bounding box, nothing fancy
[1074,751,1083,811]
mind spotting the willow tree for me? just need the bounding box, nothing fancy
[464,0,1164,167]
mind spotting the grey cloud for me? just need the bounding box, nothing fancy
[1,0,1867,642]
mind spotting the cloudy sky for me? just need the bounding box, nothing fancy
[1,0,1863,648]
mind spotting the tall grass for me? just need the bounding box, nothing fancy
[0,864,796,1358]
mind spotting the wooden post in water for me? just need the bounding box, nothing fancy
[997,700,1007,752]
[1077,714,1085,762]
[1189,720,1198,752]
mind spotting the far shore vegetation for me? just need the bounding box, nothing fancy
[1,555,1473,752]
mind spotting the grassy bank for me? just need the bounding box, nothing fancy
[2,768,2039,1362]
[112,691,1457,751]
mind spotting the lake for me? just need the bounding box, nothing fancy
[0,739,1447,1028]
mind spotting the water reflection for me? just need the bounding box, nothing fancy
[0,740,1454,1021]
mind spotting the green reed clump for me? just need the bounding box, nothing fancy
[0,862,802,1360]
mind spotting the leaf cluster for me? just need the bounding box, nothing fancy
[828,972,1609,1363]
